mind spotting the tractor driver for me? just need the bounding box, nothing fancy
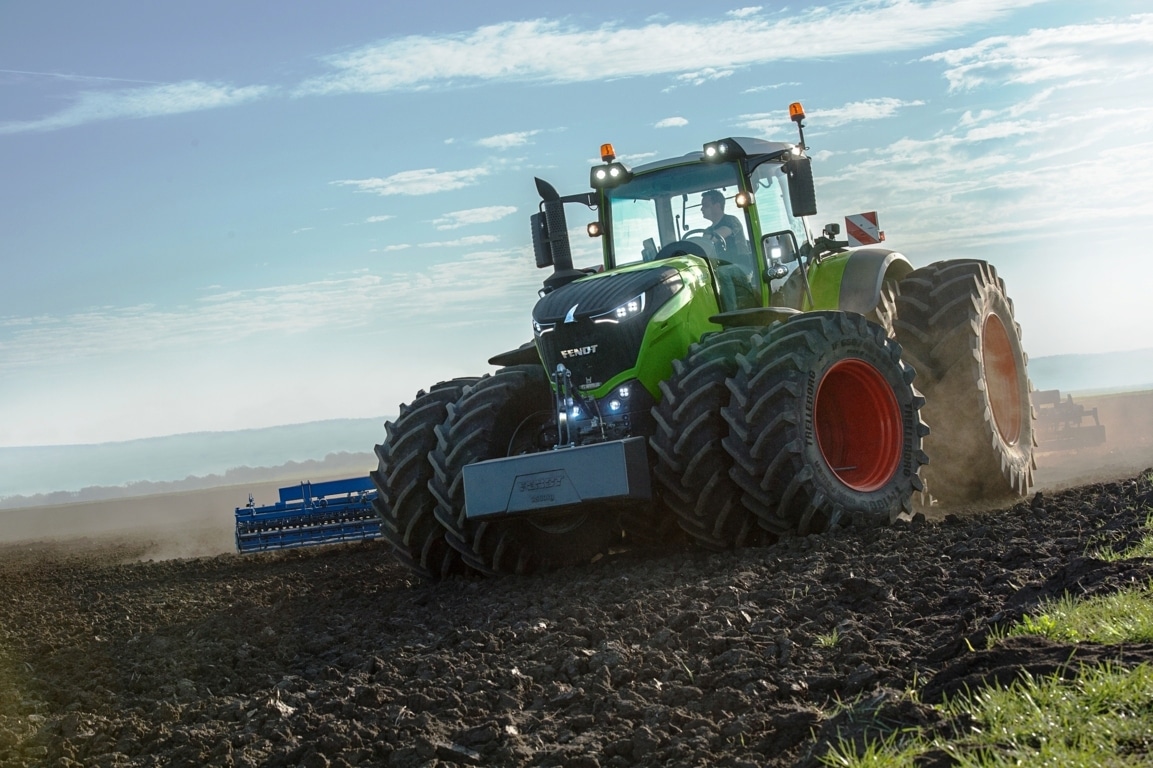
[701,189,746,256]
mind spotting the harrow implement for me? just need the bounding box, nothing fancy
[1031,389,1107,452]
[234,476,380,553]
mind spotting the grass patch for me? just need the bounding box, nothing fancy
[996,583,1153,645]
[823,663,1153,767]
[1093,511,1153,562]
[823,477,1153,767]
[816,628,841,648]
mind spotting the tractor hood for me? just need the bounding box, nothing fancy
[532,264,684,392]
[532,264,682,327]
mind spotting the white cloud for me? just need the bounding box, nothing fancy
[655,116,688,128]
[432,206,518,230]
[738,97,923,135]
[297,2,1047,96]
[924,12,1153,92]
[675,68,734,86]
[477,130,540,149]
[331,166,490,196]
[291,227,315,235]
[742,81,802,94]
[373,244,411,252]
[5,3,1056,135]
[809,98,926,127]
[0,247,540,372]
[0,81,269,134]
[419,234,500,248]
[365,215,394,223]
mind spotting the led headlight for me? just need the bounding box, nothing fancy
[592,292,647,324]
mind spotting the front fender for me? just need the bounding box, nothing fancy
[488,341,541,367]
[808,248,912,315]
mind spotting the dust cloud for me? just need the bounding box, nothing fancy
[1032,390,1153,490]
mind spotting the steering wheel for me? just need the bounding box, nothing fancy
[653,239,710,261]
[685,226,729,254]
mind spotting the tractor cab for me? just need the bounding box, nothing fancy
[531,104,822,323]
[590,140,813,313]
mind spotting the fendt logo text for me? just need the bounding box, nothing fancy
[561,345,598,359]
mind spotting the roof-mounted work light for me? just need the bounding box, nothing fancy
[590,143,633,189]
[702,138,747,162]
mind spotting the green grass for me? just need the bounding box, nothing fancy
[1093,511,1153,562]
[816,628,841,648]
[823,663,1153,767]
[821,479,1153,767]
[995,584,1153,644]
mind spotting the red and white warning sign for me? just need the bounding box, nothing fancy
[845,211,884,247]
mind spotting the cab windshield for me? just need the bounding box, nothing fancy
[606,162,742,268]
[604,160,807,272]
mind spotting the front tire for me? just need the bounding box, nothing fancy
[371,378,480,579]
[430,365,622,575]
[724,312,928,535]
[650,327,762,549]
[892,260,1035,503]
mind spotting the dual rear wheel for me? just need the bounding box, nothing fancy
[889,260,1035,503]
[651,311,928,547]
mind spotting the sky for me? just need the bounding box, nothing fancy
[2,0,1151,447]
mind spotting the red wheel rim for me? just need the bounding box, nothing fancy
[814,358,903,492]
[982,313,1022,446]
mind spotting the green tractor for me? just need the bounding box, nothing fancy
[372,102,1035,578]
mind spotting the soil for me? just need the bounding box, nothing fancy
[1,391,1151,767]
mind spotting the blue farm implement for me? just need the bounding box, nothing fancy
[234,477,380,553]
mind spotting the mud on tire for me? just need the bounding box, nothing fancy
[650,327,762,550]
[892,260,1035,503]
[371,378,480,579]
[430,365,622,575]
[724,312,929,535]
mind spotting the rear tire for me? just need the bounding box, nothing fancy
[724,312,928,535]
[430,365,622,575]
[371,378,480,579]
[892,260,1035,502]
[650,327,762,549]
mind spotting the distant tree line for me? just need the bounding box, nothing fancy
[0,452,375,510]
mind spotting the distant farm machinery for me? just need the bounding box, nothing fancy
[234,477,379,553]
[1031,389,1107,452]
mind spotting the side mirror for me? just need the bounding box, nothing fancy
[762,230,798,281]
[531,199,573,272]
[784,156,817,218]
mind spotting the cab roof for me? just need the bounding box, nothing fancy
[631,137,797,174]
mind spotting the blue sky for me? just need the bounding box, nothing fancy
[2,1,1151,447]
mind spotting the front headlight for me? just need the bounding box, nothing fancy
[592,292,647,324]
